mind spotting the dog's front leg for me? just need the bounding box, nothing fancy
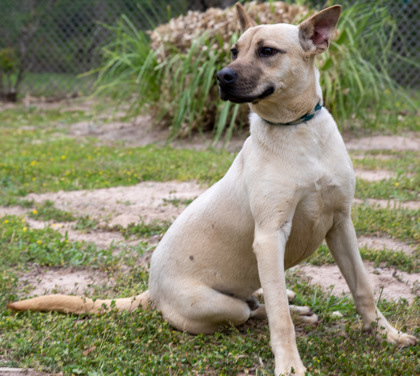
[253,221,306,376]
[326,215,417,347]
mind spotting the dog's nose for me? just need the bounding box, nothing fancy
[217,67,237,85]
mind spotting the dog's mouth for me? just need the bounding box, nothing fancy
[218,85,275,104]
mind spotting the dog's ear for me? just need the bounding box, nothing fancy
[298,5,341,55]
[236,3,257,32]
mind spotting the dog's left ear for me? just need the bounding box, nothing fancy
[236,3,257,32]
[299,5,342,55]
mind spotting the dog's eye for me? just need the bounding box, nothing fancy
[231,48,238,60]
[259,47,278,57]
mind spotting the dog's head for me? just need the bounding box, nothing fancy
[217,3,341,105]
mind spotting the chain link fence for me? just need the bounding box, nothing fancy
[0,0,418,101]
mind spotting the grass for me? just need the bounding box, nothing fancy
[356,177,419,201]
[0,215,116,271]
[0,104,418,375]
[351,149,419,201]
[309,244,418,273]
[1,272,418,376]
[352,205,419,244]
[28,200,76,222]
[106,220,172,240]
[0,126,234,206]
[20,72,94,98]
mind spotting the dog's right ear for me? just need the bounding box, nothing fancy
[236,3,257,32]
[298,5,342,55]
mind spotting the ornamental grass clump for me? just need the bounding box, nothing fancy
[94,1,414,142]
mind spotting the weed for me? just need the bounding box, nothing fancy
[162,197,195,207]
[28,200,76,222]
[73,216,100,232]
[106,219,171,240]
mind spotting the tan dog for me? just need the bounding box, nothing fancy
[8,4,417,375]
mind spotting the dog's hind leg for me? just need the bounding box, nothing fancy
[253,288,296,303]
[251,290,318,325]
[326,216,417,347]
[157,285,254,335]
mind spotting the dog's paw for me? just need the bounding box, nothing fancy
[253,288,296,303]
[376,329,418,348]
[369,318,417,347]
[289,305,318,326]
[275,364,306,376]
[286,289,296,303]
[394,333,418,347]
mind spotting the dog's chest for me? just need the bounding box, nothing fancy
[284,164,354,268]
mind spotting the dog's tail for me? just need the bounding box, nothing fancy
[7,290,150,314]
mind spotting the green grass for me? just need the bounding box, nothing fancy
[309,244,418,273]
[0,105,91,128]
[73,215,171,240]
[351,150,419,172]
[28,200,76,222]
[1,270,418,376]
[0,133,234,206]
[352,205,419,244]
[351,149,420,201]
[356,177,419,201]
[20,72,94,98]
[0,215,116,272]
[106,220,172,240]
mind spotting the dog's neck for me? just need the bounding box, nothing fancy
[259,101,323,126]
[249,66,323,126]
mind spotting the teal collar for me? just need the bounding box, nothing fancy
[262,102,323,126]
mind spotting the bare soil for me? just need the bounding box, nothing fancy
[295,263,419,302]
[25,181,205,226]
[20,266,110,297]
[344,134,420,151]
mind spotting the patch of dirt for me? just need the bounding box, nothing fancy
[18,266,111,297]
[26,181,206,226]
[354,168,394,182]
[67,116,172,148]
[357,236,416,255]
[353,198,420,210]
[0,368,51,376]
[67,115,247,152]
[62,225,130,249]
[0,206,27,218]
[344,134,420,151]
[295,262,419,302]
[351,154,394,160]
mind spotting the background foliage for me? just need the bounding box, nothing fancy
[93,0,418,140]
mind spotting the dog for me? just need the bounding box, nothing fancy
[8,4,417,375]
